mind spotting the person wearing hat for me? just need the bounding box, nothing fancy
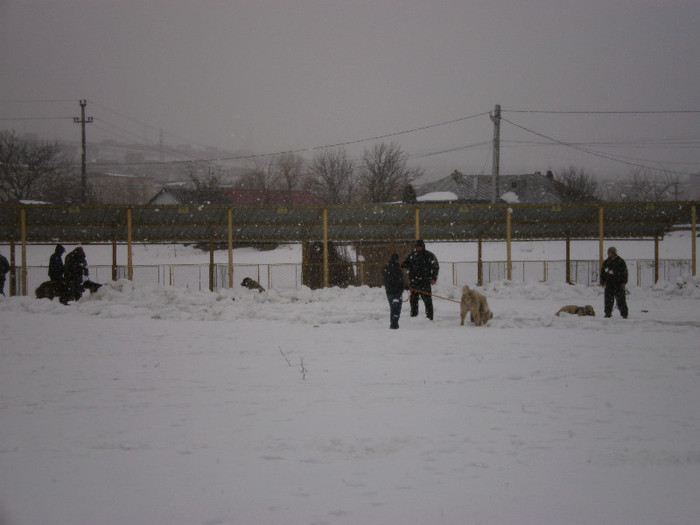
[48,244,65,282]
[600,246,628,318]
[401,239,440,320]
[382,253,408,329]
[64,246,89,301]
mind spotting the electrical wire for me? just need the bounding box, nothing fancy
[500,117,694,175]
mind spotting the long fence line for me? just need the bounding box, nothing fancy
[11,258,694,297]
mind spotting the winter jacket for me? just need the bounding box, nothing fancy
[64,247,89,282]
[600,255,628,287]
[401,249,439,288]
[49,251,65,281]
[0,254,9,275]
[382,260,406,296]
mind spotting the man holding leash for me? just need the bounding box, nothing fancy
[401,239,439,320]
[600,246,628,318]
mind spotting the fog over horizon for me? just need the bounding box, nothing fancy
[1,1,699,183]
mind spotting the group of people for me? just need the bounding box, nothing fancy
[49,244,90,301]
[381,240,629,329]
[382,239,440,329]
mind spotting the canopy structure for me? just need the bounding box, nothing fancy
[0,201,696,243]
[1,201,697,290]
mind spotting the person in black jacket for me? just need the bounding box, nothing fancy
[382,253,407,329]
[64,247,89,301]
[401,239,439,320]
[600,246,628,318]
[49,244,65,282]
[0,252,9,296]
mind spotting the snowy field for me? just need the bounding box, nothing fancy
[1,237,699,525]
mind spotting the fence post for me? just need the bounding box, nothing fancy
[654,236,659,284]
[506,208,512,281]
[209,240,215,292]
[477,238,483,286]
[565,237,571,284]
[227,208,234,288]
[20,207,27,295]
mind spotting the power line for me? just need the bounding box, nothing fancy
[504,109,700,115]
[0,116,74,121]
[501,117,693,175]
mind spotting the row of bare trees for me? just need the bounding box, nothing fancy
[0,130,83,203]
[1,128,689,205]
[554,165,684,203]
[233,142,421,204]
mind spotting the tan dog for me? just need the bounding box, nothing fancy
[556,304,596,317]
[460,285,493,326]
[241,277,265,292]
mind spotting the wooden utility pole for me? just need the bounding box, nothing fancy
[73,100,93,203]
[490,104,501,203]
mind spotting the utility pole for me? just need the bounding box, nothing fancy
[490,104,501,203]
[73,99,93,203]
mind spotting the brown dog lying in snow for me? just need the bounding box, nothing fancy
[460,285,493,326]
[555,304,595,317]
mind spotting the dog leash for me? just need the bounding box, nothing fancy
[408,287,461,304]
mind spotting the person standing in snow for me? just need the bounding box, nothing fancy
[49,244,65,282]
[600,246,628,318]
[401,239,439,320]
[0,252,9,296]
[64,246,89,301]
[382,253,407,329]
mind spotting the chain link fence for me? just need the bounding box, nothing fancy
[9,258,694,296]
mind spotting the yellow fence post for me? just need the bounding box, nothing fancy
[20,207,27,296]
[506,207,512,281]
[127,207,133,281]
[692,205,697,277]
[598,206,604,266]
[323,208,329,288]
[228,208,234,288]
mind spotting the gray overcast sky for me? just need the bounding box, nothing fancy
[1,0,699,180]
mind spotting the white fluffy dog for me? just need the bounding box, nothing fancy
[460,285,493,326]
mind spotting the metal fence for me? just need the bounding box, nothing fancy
[11,258,694,296]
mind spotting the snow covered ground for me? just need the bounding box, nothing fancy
[1,238,699,525]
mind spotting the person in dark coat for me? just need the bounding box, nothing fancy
[401,239,439,320]
[49,244,65,281]
[0,252,9,296]
[382,253,407,329]
[64,247,89,301]
[600,246,628,318]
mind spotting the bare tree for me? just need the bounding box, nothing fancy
[0,130,76,203]
[555,166,598,202]
[235,157,280,195]
[620,168,681,202]
[276,151,305,191]
[358,142,420,203]
[307,147,357,204]
[186,163,228,204]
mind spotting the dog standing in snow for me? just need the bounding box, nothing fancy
[460,285,493,326]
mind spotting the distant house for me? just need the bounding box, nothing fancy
[148,186,324,206]
[415,171,586,205]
